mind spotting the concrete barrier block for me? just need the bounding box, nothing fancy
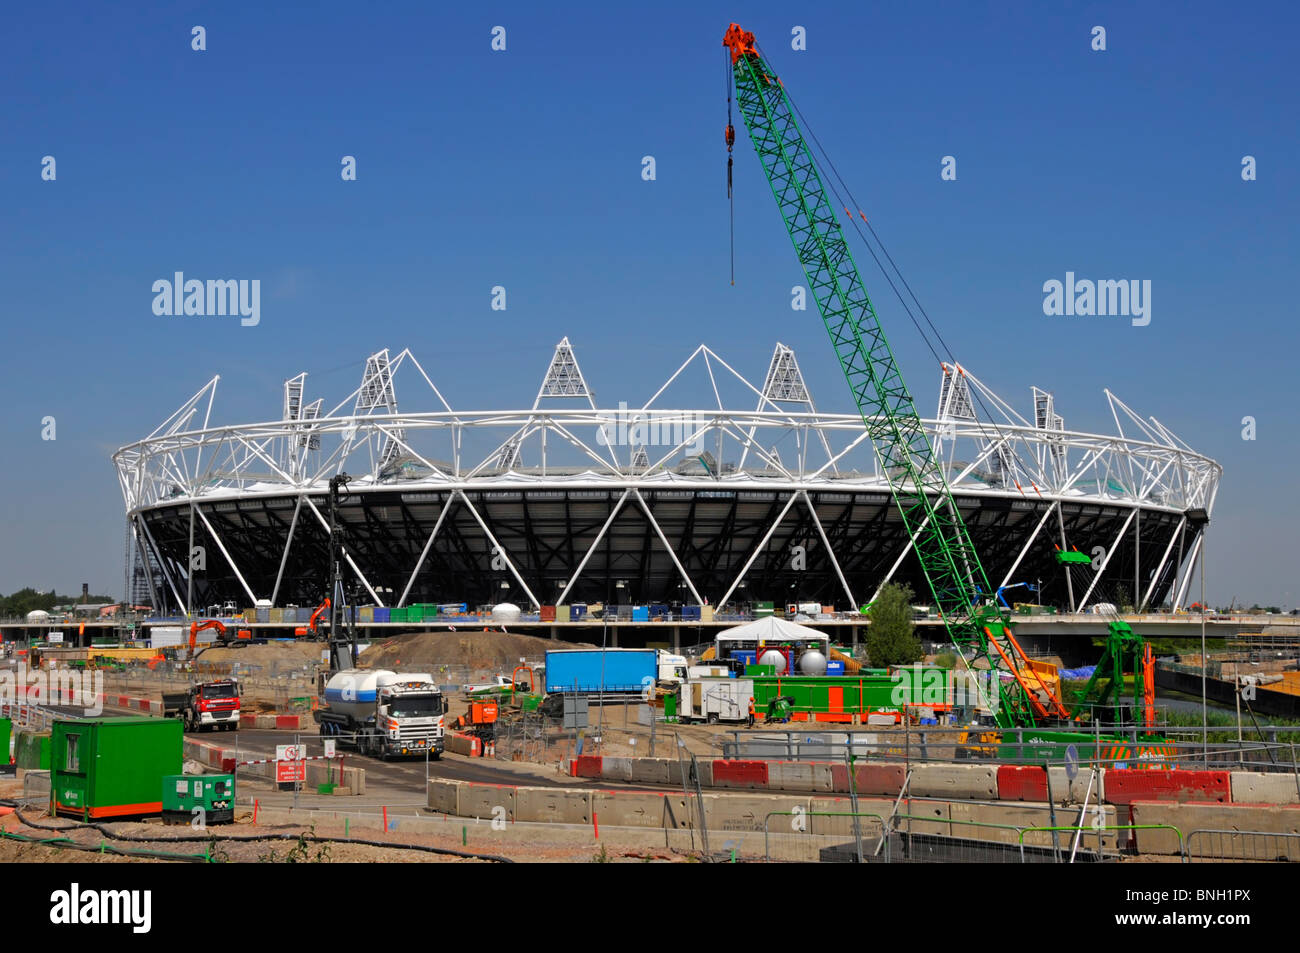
[1047,766,1104,805]
[857,762,906,797]
[239,761,273,781]
[592,791,691,829]
[344,765,365,796]
[712,760,768,790]
[572,755,602,779]
[1106,769,1230,806]
[899,799,951,837]
[1230,771,1300,805]
[1133,800,1300,858]
[239,714,257,729]
[458,782,515,822]
[630,758,672,786]
[692,759,712,787]
[517,786,592,825]
[997,765,1048,802]
[600,757,632,783]
[444,732,481,756]
[806,795,893,836]
[427,779,462,815]
[949,801,1117,849]
[768,761,835,793]
[910,763,998,799]
[703,793,809,833]
[254,715,276,730]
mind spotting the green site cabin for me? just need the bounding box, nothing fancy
[50,716,182,821]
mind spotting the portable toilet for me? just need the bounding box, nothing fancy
[50,717,182,820]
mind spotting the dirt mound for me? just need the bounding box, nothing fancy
[358,631,595,672]
[196,641,325,668]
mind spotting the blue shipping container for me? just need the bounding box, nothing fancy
[569,604,587,621]
[631,606,649,622]
[373,607,390,623]
[826,661,845,676]
[681,605,701,621]
[545,649,658,694]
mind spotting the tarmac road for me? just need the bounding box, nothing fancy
[220,727,584,796]
[31,702,699,809]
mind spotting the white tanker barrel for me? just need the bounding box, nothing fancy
[323,669,393,721]
[798,649,828,676]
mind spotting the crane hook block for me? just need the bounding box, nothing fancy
[725,124,735,151]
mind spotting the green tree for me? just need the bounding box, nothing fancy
[932,652,958,670]
[865,583,924,667]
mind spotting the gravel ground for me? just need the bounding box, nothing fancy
[0,805,697,863]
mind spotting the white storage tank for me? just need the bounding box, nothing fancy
[758,649,787,674]
[798,649,828,676]
[491,602,522,623]
[26,609,50,623]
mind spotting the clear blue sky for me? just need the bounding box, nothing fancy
[1,1,1296,607]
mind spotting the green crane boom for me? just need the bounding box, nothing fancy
[722,24,1067,728]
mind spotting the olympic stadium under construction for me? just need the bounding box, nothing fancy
[113,338,1219,616]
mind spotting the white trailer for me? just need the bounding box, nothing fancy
[678,678,754,724]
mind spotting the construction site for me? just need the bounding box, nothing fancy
[0,21,1291,895]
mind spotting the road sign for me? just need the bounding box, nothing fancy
[1064,744,1079,781]
[275,759,305,783]
[47,633,63,644]
[275,744,307,761]
[323,739,336,759]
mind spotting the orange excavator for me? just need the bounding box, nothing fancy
[295,598,330,637]
[188,619,252,653]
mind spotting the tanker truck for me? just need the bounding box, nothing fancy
[315,670,446,760]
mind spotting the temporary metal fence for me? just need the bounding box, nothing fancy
[20,770,50,807]
[756,809,1185,864]
[1185,829,1300,863]
[0,703,59,732]
[722,727,1300,772]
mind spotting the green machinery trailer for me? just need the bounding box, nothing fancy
[163,773,235,825]
[50,717,183,820]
